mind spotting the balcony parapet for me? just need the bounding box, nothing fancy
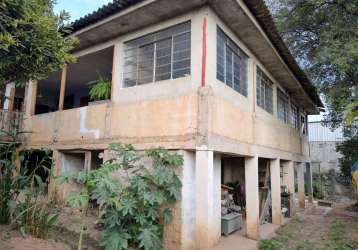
[0,109,23,142]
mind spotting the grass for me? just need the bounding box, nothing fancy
[327,219,356,250]
[259,217,357,250]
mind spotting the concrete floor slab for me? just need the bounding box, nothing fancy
[214,232,258,250]
[214,222,280,250]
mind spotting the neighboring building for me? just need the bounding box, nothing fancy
[1,0,323,249]
[308,121,344,173]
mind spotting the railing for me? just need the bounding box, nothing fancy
[0,109,23,140]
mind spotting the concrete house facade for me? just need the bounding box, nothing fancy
[2,0,323,249]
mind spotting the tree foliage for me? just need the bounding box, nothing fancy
[0,0,77,86]
[59,143,183,250]
[266,0,358,128]
[266,0,358,179]
[336,135,358,178]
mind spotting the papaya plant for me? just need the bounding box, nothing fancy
[59,143,183,250]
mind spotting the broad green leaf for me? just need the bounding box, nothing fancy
[162,208,173,224]
[138,226,162,250]
[100,227,131,250]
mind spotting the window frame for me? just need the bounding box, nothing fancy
[290,103,299,129]
[123,21,191,87]
[300,112,308,136]
[216,27,249,97]
[256,66,273,114]
[277,88,289,123]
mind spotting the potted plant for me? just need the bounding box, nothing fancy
[87,75,111,105]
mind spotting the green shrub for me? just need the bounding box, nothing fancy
[88,75,111,101]
[59,143,183,250]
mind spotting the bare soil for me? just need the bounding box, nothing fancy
[261,203,358,250]
[0,205,101,250]
[0,225,70,250]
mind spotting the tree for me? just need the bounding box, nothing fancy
[266,0,358,128]
[266,0,358,178]
[0,0,77,87]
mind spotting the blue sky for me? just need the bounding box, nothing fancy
[54,0,112,22]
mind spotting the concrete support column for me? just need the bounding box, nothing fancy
[297,163,305,209]
[4,82,15,111]
[305,163,313,202]
[195,149,220,250]
[282,161,295,216]
[270,158,282,225]
[84,151,92,172]
[245,155,260,240]
[111,43,122,103]
[49,150,62,202]
[24,80,37,116]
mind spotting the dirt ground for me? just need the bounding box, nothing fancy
[0,225,70,250]
[1,202,357,250]
[260,204,358,250]
[0,206,100,250]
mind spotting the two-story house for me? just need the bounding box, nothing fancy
[2,0,323,249]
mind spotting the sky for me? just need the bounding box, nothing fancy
[54,0,112,22]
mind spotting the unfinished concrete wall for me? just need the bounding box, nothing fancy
[59,152,85,200]
[310,141,342,173]
[222,157,245,185]
[22,6,310,164]
[203,8,310,161]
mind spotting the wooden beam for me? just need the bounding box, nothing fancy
[4,83,15,111]
[24,80,38,116]
[58,65,67,111]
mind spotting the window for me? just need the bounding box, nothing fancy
[277,88,289,123]
[256,67,273,113]
[291,104,299,129]
[123,22,191,87]
[217,27,248,96]
[301,113,308,136]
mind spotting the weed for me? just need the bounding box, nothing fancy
[328,219,356,250]
[259,239,283,250]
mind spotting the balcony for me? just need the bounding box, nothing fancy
[0,109,23,142]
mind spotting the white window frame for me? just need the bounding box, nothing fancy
[256,67,273,114]
[123,22,191,87]
[216,27,249,97]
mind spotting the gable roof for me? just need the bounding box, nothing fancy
[68,0,323,109]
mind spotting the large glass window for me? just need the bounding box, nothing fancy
[291,104,299,129]
[277,88,289,123]
[256,67,273,114]
[217,27,248,96]
[123,22,191,87]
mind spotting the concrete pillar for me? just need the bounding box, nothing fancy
[270,158,281,225]
[180,151,196,250]
[111,43,122,103]
[84,151,92,172]
[297,163,305,209]
[245,155,259,240]
[24,80,37,116]
[282,161,295,216]
[3,82,15,111]
[195,148,220,250]
[305,162,313,202]
[48,150,61,202]
[213,155,222,243]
